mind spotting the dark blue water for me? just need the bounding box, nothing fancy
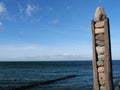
[0,60,119,90]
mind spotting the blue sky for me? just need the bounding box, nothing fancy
[0,0,120,61]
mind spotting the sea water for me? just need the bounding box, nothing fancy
[0,61,120,90]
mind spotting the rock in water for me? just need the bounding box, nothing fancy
[95,7,106,22]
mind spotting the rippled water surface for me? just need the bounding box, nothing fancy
[0,60,119,90]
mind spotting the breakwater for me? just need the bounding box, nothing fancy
[11,74,77,90]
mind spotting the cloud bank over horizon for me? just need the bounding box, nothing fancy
[0,44,92,61]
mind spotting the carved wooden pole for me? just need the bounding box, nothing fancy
[91,7,113,90]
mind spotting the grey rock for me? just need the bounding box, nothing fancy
[97,60,104,66]
[96,46,105,54]
[98,54,104,61]
[96,40,105,46]
[95,7,106,22]
[100,85,106,90]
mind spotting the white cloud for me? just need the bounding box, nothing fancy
[0,45,44,59]
[0,43,92,61]
[18,4,24,13]
[0,44,91,61]
[24,4,40,16]
[19,54,82,61]
[49,18,59,24]
[17,4,41,23]
[26,4,34,16]
[0,2,6,15]
[0,45,42,51]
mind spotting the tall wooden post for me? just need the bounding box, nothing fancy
[91,7,113,90]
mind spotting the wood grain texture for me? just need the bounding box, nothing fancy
[104,18,113,90]
[91,20,99,90]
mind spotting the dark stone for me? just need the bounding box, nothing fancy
[95,34,104,41]
[97,60,104,66]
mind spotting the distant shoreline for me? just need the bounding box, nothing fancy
[0,60,119,62]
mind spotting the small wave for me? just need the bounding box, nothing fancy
[11,74,77,90]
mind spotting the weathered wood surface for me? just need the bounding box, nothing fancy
[104,18,114,90]
[91,20,99,90]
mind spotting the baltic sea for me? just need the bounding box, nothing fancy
[0,60,120,90]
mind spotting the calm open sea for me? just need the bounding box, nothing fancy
[0,60,120,90]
